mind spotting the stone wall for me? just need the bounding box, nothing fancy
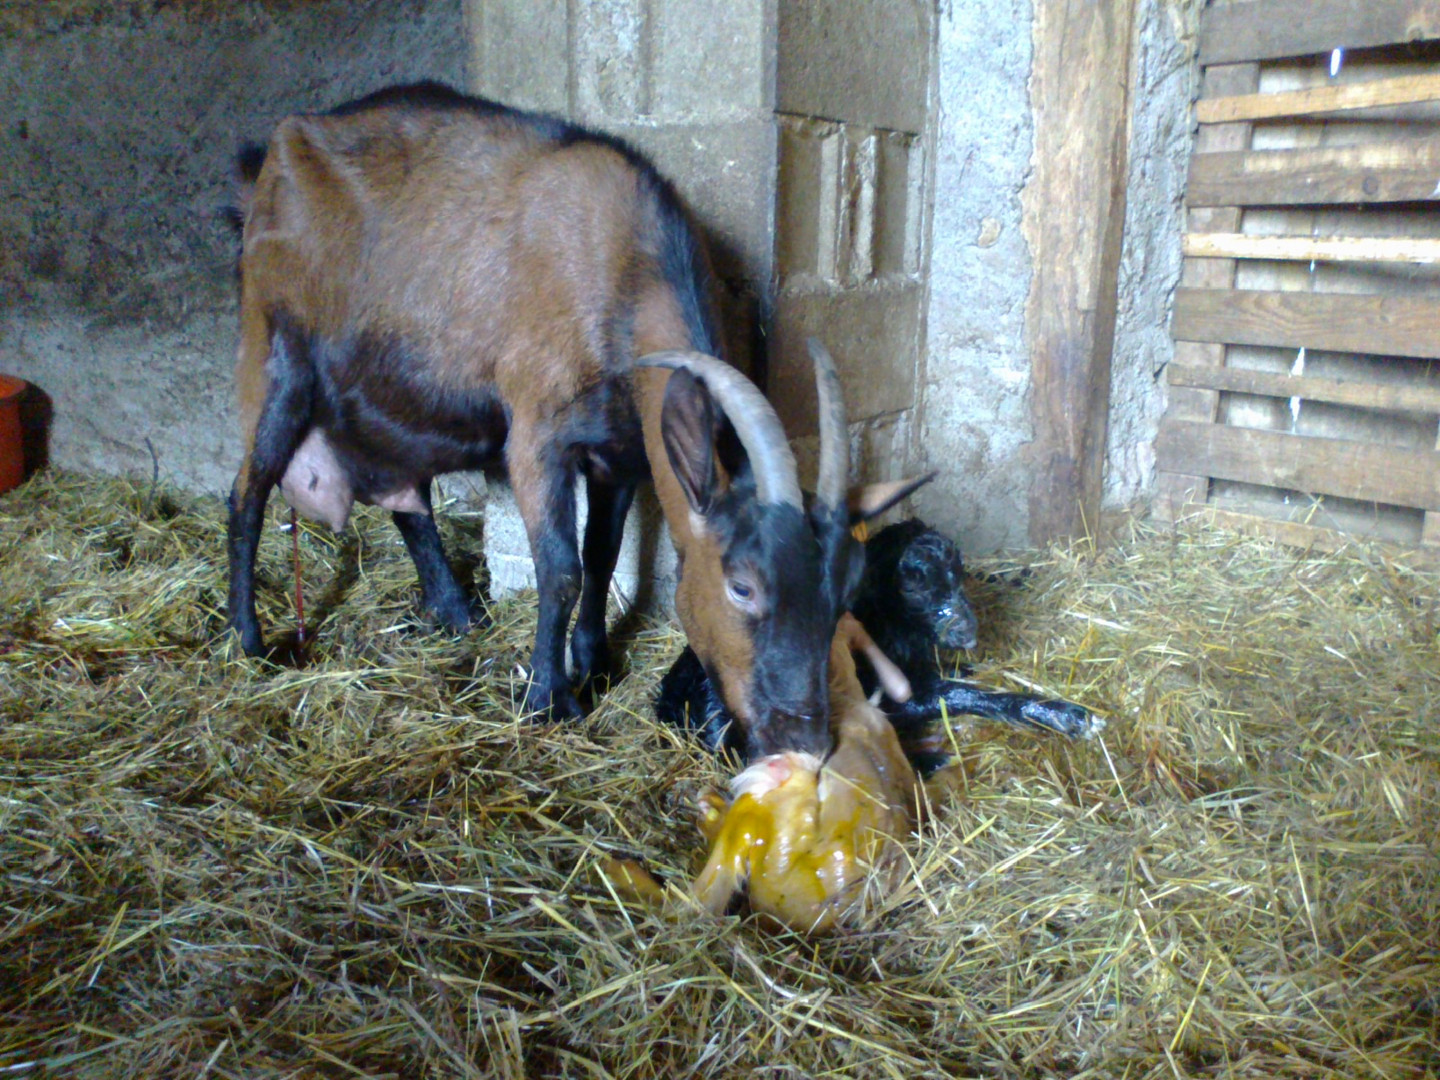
[914,0,1038,553]
[0,0,465,492]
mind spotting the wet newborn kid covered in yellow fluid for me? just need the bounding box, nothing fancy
[688,614,920,932]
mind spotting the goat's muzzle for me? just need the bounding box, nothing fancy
[747,711,833,762]
[936,604,980,651]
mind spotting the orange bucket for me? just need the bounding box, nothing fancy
[0,374,25,494]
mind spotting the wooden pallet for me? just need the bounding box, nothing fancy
[1156,0,1440,552]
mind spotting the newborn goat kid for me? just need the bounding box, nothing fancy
[657,519,1094,763]
[604,613,920,933]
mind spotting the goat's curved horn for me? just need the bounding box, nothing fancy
[636,351,803,508]
[807,338,848,512]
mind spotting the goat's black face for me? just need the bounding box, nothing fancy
[894,527,978,650]
[686,496,845,761]
[661,366,855,762]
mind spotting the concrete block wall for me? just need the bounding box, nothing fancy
[465,0,782,603]
[466,0,937,603]
[770,116,926,435]
[466,0,777,293]
[770,0,932,475]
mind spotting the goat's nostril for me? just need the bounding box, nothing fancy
[937,608,979,649]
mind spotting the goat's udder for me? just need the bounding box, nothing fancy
[279,428,430,532]
[280,430,354,532]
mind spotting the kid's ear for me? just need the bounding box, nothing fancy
[847,471,937,523]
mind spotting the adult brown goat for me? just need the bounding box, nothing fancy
[226,83,918,759]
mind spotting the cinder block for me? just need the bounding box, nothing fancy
[481,479,678,615]
[651,0,774,120]
[770,285,922,434]
[603,120,778,286]
[572,0,650,121]
[777,115,841,281]
[778,0,932,135]
[471,0,777,127]
[778,120,920,287]
[790,410,916,497]
[837,125,877,285]
[465,0,569,114]
[874,129,922,278]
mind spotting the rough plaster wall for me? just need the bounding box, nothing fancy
[1105,0,1201,511]
[914,0,1036,554]
[917,0,1198,550]
[0,0,465,493]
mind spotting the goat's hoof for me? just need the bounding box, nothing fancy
[1020,699,1095,739]
[431,598,486,634]
[227,621,265,659]
[570,633,615,690]
[520,682,586,722]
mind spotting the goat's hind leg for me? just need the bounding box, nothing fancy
[227,314,314,657]
[392,482,483,633]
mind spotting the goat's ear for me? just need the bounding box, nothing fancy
[847,471,937,524]
[661,368,721,515]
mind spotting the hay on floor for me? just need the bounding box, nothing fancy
[1,470,1437,1079]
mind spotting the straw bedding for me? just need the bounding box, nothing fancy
[1,470,1437,1078]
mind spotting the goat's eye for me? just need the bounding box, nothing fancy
[726,578,755,605]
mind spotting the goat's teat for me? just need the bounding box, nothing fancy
[279,429,354,532]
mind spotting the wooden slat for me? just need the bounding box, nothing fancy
[1154,62,1261,525]
[1183,232,1440,263]
[1156,419,1440,511]
[1188,142,1440,207]
[1197,73,1440,125]
[1200,0,1440,66]
[1176,503,1440,562]
[1426,420,1440,543]
[1173,288,1440,360]
[1168,361,1440,413]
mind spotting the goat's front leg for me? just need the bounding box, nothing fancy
[884,672,1094,739]
[656,646,743,756]
[508,423,584,720]
[227,315,314,657]
[392,482,482,633]
[569,475,636,694]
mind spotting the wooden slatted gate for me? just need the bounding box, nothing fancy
[1155,0,1440,552]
